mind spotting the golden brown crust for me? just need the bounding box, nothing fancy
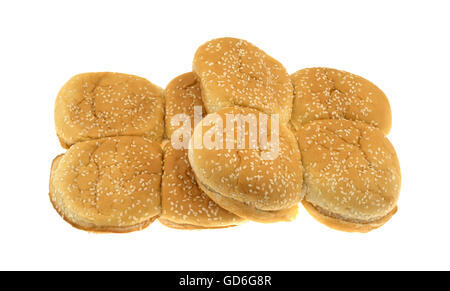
[164,72,205,138]
[302,201,397,233]
[295,120,401,231]
[291,67,392,134]
[55,72,164,147]
[50,154,157,233]
[162,73,244,228]
[161,142,245,228]
[189,107,303,223]
[193,37,293,124]
[49,136,162,233]
[57,136,70,149]
[160,73,244,229]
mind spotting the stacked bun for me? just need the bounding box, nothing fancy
[290,68,400,232]
[51,73,164,232]
[50,37,401,233]
[189,107,303,223]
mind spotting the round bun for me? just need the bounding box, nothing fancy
[164,72,205,138]
[188,107,303,223]
[55,72,164,148]
[290,67,392,134]
[295,120,401,232]
[49,136,162,233]
[193,37,293,124]
[160,142,245,229]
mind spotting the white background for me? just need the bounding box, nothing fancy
[0,0,449,271]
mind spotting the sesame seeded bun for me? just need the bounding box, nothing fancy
[188,107,303,223]
[55,72,164,148]
[193,37,294,124]
[49,136,162,233]
[295,120,401,232]
[290,68,392,134]
[162,74,244,229]
[164,72,205,138]
[160,143,245,229]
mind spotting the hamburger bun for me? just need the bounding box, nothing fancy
[188,107,303,223]
[290,67,392,134]
[55,72,164,148]
[193,37,293,124]
[162,74,244,229]
[49,136,162,233]
[295,120,401,232]
[160,142,245,229]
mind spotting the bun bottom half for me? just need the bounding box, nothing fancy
[302,201,397,233]
[197,179,298,223]
[158,218,238,230]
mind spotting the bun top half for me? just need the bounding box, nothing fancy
[50,136,162,230]
[189,106,303,211]
[295,119,401,223]
[55,72,164,147]
[193,37,293,124]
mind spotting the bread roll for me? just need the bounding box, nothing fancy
[295,120,401,232]
[291,68,392,134]
[161,142,245,229]
[189,107,303,223]
[193,37,293,124]
[49,136,162,233]
[55,72,164,148]
[162,73,244,229]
